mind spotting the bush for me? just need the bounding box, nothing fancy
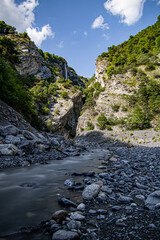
[87,121,94,130]
[111,104,120,112]
[61,91,68,99]
[145,63,155,71]
[137,54,150,65]
[97,115,108,130]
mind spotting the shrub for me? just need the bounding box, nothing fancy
[137,54,150,65]
[61,91,68,99]
[87,121,94,130]
[145,63,155,71]
[97,115,108,130]
[111,104,120,112]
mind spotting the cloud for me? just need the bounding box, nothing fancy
[73,30,77,35]
[0,0,54,46]
[92,15,109,30]
[158,1,160,4]
[27,24,54,47]
[84,31,88,37]
[57,41,64,49]
[104,0,146,25]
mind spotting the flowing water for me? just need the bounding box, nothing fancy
[0,149,108,236]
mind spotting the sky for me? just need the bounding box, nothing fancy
[0,0,160,78]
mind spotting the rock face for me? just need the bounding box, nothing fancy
[46,91,83,138]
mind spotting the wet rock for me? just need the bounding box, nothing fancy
[116,218,126,227]
[0,144,18,156]
[64,178,75,188]
[67,220,81,230]
[52,210,68,222]
[58,197,77,207]
[4,135,22,145]
[70,212,85,221]
[82,183,101,201]
[145,190,160,209]
[83,171,95,176]
[52,230,79,240]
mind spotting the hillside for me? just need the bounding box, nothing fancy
[0,21,86,137]
[77,16,160,134]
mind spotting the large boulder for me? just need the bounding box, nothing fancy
[0,144,18,156]
[82,183,101,201]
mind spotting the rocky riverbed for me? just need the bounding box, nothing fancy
[0,130,160,240]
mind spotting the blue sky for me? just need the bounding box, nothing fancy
[0,1,160,77]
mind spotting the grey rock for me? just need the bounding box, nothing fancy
[67,220,81,230]
[64,178,75,187]
[0,125,19,136]
[82,183,101,201]
[0,144,18,156]
[145,190,160,209]
[118,195,133,204]
[77,203,86,211]
[22,130,36,140]
[58,197,77,207]
[52,230,79,240]
[70,212,85,221]
[4,135,22,145]
[135,195,145,205]
[101,186,113,194]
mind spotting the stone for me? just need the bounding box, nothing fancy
[0,125,19,136]
[22,130,36,140]
[118,195,133,204]
[58,197,77,207]
[0,144,18,156]
[82,183,101,201]
[111,206,122,211]
[64,178,75,187]
[145,190,160,209]
[70,212,85,221]
[52,210,68,222]
[77,203,86,211]
[135,195,145,205]
[109,157,117,162]
[50,224,61,233]
[4,135,22,145]
[52,230,79,240]
[67,220,81,230]
[101,186,113,194]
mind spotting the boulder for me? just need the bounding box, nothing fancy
[145,190,160,209]
[82,183,101,201]
[70,212,85,221]
[52,210,68,222]
[52,230,79,240]
[0,144,18,156]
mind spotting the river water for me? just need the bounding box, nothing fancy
[0,149,108,236]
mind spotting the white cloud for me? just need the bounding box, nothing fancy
[84,31,88,37]
[27,24,54,47]
[158,0,160,5]
[73,30,77,35]
[92,15,109,30]
[104,0,146,25]
[0,0,54,46]
[57,41,64,49]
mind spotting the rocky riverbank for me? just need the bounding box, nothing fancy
[1,130,160,240]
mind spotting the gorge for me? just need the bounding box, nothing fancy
[0,17,160,240]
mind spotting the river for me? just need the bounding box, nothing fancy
[0,148,108,237]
